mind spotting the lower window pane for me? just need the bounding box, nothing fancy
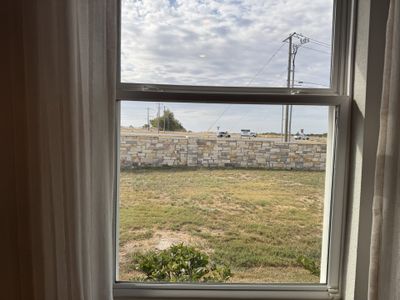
[118,101,332,284]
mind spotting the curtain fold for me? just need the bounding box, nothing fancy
[368,0,400,299]
[23,0,116,299]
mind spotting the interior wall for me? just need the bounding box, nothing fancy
[0,0,36,299]
[342,0,390,299]
[0,0,393,299]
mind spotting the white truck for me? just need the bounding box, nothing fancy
[241,129,257,138]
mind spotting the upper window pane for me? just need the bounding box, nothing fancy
[121,0,334,88]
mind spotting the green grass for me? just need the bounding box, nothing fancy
[119,168,325,283]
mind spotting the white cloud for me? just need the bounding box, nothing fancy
[120,1,333,133]
[121,0,333,87]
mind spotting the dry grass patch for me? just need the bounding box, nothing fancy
[119,168,325,283]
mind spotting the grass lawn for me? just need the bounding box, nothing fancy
[118,168,325,283]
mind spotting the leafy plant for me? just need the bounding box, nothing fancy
[132,243,231,282]
[297,255,320,276]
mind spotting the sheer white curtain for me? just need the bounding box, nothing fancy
[23,0,116,299]
[368,0,400,299]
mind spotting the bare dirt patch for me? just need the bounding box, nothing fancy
[120,229,209,263]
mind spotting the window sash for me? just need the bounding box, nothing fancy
[116,0,352,97]
[113,97,350,299]
[116,91,348,105]
[113,283,334,299]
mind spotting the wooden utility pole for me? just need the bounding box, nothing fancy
[157,103,160,134]
[146,107,150,131]
[282,32,309,142]
[163,105,166,132]
[282,33,295,142]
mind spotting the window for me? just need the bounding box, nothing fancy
[114,0,353,299]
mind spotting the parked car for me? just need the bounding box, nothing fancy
[217,131,231,138]
[294,133,309,140]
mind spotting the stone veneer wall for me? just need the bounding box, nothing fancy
[120,135,327,171]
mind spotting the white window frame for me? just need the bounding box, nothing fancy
[113,0,355,299]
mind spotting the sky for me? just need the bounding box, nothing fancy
[121,101,329,134]
[120,0,333,133]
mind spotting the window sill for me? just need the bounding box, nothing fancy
[113,283,340,300]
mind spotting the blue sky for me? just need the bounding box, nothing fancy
[120,0,333,133]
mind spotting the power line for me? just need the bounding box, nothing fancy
[207,43,286,132]
[206,104,233,132]
[296,33,331,47]
[246,43,286,86]
[307,37,331,47]
[206,34,330,133]
[301,45,331,55]
[309,40,331,48]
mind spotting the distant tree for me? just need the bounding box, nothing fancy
[150,109,186,131]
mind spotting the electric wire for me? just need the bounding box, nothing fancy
[246,43,286,86]
[206,35,330,132]
[308,37,330,47]
[206,104,233,132]
[296,33,331,47]
[301,45,331,55]
[309,40,331,48]
[206,43,285,132]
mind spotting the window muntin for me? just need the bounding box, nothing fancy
[120,0,334,88]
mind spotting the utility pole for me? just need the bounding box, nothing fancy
[157,103,160,134]
[282,33,295,142]
[146,107,150,131]
[282,32,309,142]
[163,105,166,132]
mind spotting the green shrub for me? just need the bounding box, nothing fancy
[132,243,231,282]
[297,255,320,276]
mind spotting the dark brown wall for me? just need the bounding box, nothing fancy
[0,0,36,299]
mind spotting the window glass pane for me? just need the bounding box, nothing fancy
[118,100,333,284]
[121,0,334,87]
